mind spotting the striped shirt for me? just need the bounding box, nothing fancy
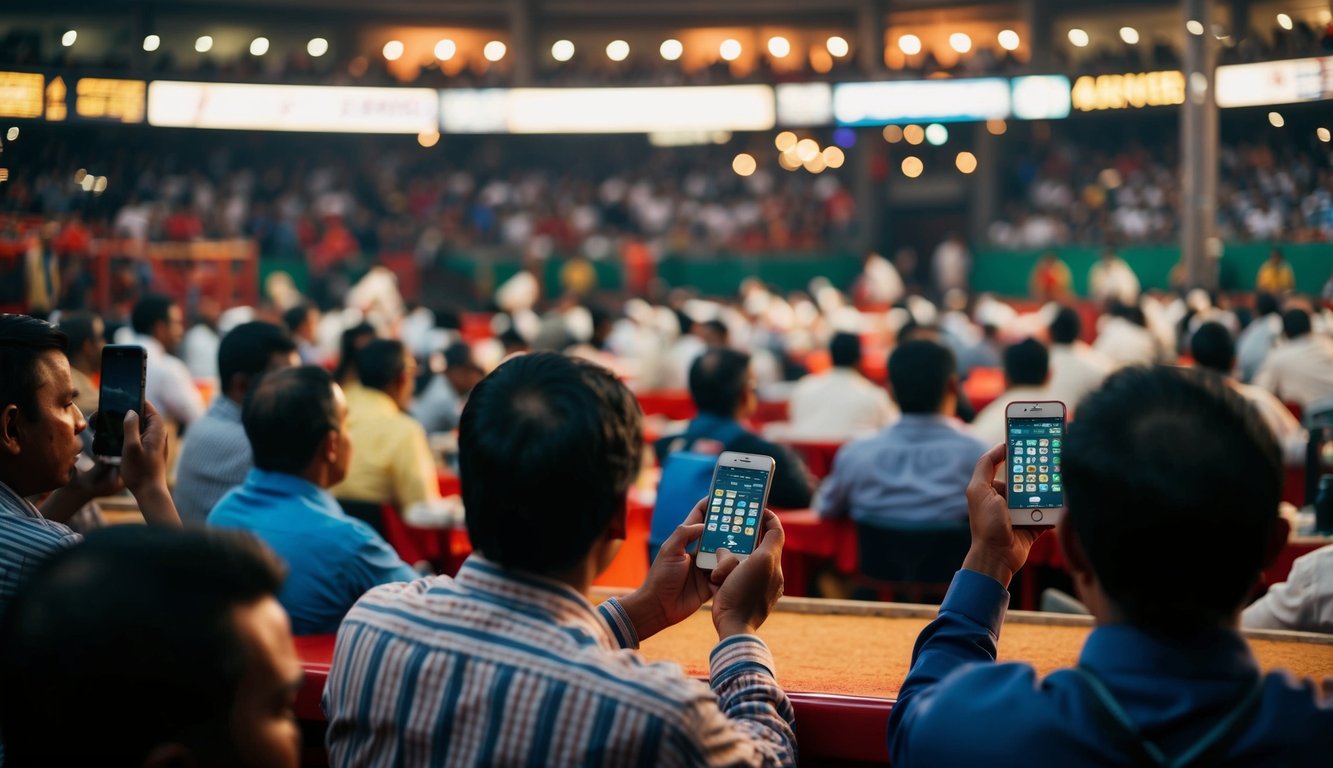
[0,481,81,612]
[324,556,797,767]
[174,396,254,526]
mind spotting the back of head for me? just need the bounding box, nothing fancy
[1254,292,1279,318]
[131,294,174,336]
[1048,307,1082,345]
[355,339,406,393]
[700,319,729,347]
[55,310,100,357]
[1189,322,1235,374]
[333,322,376,382]
[1003,338,1049,387]
[1064,367,1281,632]
[0,526,284,766]
[281,305,312,335]
[244,366,340,475]
[1281,308,1312,340]
[459,352,642,574]
[218,321,297,397]
[887,339,955,414]
[829,332,862,369]
[688,347,751,417]
[0,313,67,420]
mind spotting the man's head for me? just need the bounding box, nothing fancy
[699,319,729,348]
[333,322,377,384]
[1061,367,1284,632]
[1254,292,1279,318]
[356,339,416,409]
[1268,247,1284,264]
[56,310,104,373]
[1048,307,1082,346]
[887,339,956,415]
[1003,338,1049,388]
[459,353,642,576]
[829,332,862,369]
[218,322,299,403]
[131,294,185,351]
[1189,322,1235,374]
[243,366,350,487]
[1100,247,1118,262]
[0,314,85,497]
[443,342,485,399]
[1281,307,1312,340]
[0,526,300,768]
[281,305,318,344]
[689,347,756,419]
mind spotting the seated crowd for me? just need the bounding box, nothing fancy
[1,261,1332,764]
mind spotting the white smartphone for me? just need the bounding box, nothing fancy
[1005,401,1067,527]
[693,451,775,570]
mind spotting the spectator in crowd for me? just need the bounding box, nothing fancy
[332,321,376,387]
[331,339,451,527]
[411,341,485,435]
[1254,307,1333,407]
[783,332,897,440]
[887,367,1333,764]
[1243,544,1333,634]
[1191,321,1305,465]
[325,353,795,765]
[931,233,971,298]
[1028,251,1072,302]
[0,526,302,767]
[1045,307,1111,409]
[182,297,223,382]
[1236,293,1283,383]
[657,348,815,509]
[1256,248,1296,295]
[816,339,987,528]
[970,339,1056,447]
[1088,248,1141,307]
[209,366,416,635]
[55,310,103,418]
[0,314,180,612]
[662,313,710,391]
[174,322,300,525]
[130,293,206,428]
[282,304,323,366]
[1093,302,1161,368]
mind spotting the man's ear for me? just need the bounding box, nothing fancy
[0,404,22,457]
[323,430,341,465]
[1056,514,1090,576]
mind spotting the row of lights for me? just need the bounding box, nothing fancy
[896,30,1022,56]
[60,29,336,58]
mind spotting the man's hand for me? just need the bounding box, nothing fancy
[961,443,1046,589]
[119,401,181,527]
[618,499,715,642]
[66,460,125,502]
[710,509,784,639]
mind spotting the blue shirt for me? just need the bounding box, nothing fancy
[174,396,253,526]
[0,480,80,612]
[888,569,1333,766]
[815,414,987,527]
[207,469,416,635]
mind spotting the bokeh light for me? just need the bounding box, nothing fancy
[901,156,924,178]
[955,152,978,174]
[382,40,404,60]
[732,153,757,176]
[660,39,683,61]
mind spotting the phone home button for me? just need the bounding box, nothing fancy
[1030,510,1044,523]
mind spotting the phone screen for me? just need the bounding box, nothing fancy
[93,347,145,457]
[698,464,771,556]
[1006,416,1065,510]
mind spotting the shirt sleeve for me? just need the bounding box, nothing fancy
[163,360,206,425]
[347,529,420,594]
[597,597,641,650]
[1242,547,1328,632]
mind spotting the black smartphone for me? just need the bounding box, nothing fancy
[92,345,146,464]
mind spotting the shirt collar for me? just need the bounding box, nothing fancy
[1079,623,1259,681]
[208,396,242,422]
[244,468,338,509]
[347,385,402,415]
[0,479,41,520]
[452,555,615,650]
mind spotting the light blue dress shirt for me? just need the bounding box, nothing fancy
[174,396,253,526]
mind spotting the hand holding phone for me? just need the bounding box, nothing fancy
[92,345,147,465]
[693,452,775,570]
[710,509,785,638]
[1004,401,1066,527]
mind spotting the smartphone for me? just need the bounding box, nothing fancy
[1005,401,1067,526]
[92,345,146,465]
[693,451,775,570]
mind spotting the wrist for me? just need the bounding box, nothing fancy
[617,590,667,642]
[961,547,1016,588]
[130,484,179,526]
[715,617,759,639]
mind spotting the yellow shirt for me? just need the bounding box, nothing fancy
[331,385,440,511]
[1256,262,1294,294]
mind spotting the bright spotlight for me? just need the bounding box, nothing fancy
[955,152,978,174]
[435,39,457,61]
[607,40,630,61]
[997,30,1020,51]
[720,39,742,61]
[1318,127,1331,143]
[62,30,77,47]
[195,35,214,53]
[307,38,329,57]
[1068,29,1090,48]
[483,41,506,62]
[767,36,791,58]
[925,123,949,146]
[551,39,574,62]
[660,39,683,61]
[143,35,161,52]
[898,34,922,55]
[903,124,925,145]
[774,131,797,152]
[826,36,849,57]
[1276,13,1294,31]
[949,33,972,54]
[901,156,924,178]
[250,37,270,56]
[1186,20,1205,36]
[382,40,404,61]
[1268,111,1285,128]
[732,153,757,177]
[1119,27,1140,45]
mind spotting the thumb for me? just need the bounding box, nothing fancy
[123,410,143,452]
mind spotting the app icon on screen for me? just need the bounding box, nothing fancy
[707,523,717,531]
[720,524,730,532]
[744,527,754,536]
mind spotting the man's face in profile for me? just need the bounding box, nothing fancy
[224,597,304,768]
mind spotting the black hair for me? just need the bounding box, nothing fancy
[0,313,68,419]
[218,321,297,397]
[1003,338,1049,387]
[0,526,284,766]
[281,304,314,334]
[1049,306,1082,345]
[1189,322,1235,374]
[243,366,340,475]
[459,353,642,574]
[830,332,862,368]
[887,339,955,414]
[355,339,408,393]
[1254,293,1279,317]
[1281,308,1312,339]
[700,319,729,345]
[333,322,376,382]
[56,311,101,357]
[130,294,175,336]
[688,347,751,417]
[1064,366,1281,632]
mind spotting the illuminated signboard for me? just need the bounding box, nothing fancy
[147,82,438,133]
[1071,71,1185,111]
[1216,56,1333,107]
[776,82,834,126]
[0,71,45,118]
[1011,75,1072,120]
[75,78,146,123]
[832,79,1011,125]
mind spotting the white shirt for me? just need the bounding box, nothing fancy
[1242,544,1333,634]
[137,335,205,427]
[1092,317,1160,369]
[182,324,219,382]
[968,385,1056,449]
[1047,343,1112,409]
[1253,335,1333,407]
[662,335,706,391]
[1232,380,1306,466]
[1236,314,1281,384]
[780,368,898,441]
[1088,259,1141,306]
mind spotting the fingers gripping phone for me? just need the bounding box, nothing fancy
[1006,401,1066,526]
[92,345,146,465]
[693,452,775,570]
